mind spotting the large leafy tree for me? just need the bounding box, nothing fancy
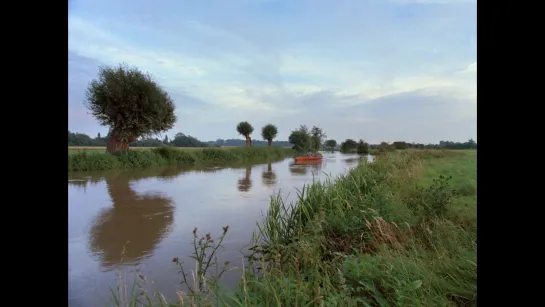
[236,121,254,146]
[288,126,311,153]
[84,64,177,154]
[261,124,278,147]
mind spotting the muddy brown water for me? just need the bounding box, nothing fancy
[68,152,371,306]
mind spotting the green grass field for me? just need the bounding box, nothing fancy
[111,149,477,306]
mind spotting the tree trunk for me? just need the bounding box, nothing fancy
[106,130,134,154]
[245,135,252,147]
[267,139,272,147]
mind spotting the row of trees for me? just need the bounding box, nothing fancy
[209,139,291,147]
[235,121,280,147]
[68,130,209,147]
[320,138,477,153]
[68,130,294,148]
[78,62,476,154]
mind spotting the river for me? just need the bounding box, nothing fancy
[68,151,370,307]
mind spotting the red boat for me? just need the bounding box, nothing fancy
[295,156,323,162]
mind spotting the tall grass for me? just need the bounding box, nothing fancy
[68,146,294,172]
[109,149,476,306]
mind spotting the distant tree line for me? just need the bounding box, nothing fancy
[70,130,476,153]
[323,138,477,154]
[68,130,291,148]
[75,62,477,156]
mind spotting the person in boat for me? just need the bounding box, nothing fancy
[307,150,313,157]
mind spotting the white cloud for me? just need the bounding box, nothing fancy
[68,0,476,143]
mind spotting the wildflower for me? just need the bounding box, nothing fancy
[172,257,179,263]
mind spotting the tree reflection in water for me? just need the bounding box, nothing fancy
[289,161,322,176]
[237,166,252,192]
[261,163,277,187]
[81,168,187,270]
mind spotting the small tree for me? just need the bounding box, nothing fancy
[324,139,337,151]
[236,121,254,146]
[393,141,409,150]
[357,139,369,154]
[310,126,327,152]
[261,124,278,147]
[85,64,176,154]
[340,139,358,153]
[379,142,392,152]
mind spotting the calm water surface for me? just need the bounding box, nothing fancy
[68,152,370,306]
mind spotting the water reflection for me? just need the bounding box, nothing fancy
[69,166,202,189]
[261,163,277,187]
[88,171,175,270]
[69,153,366,307]
[289,161,323,176]
[237,166,252,192]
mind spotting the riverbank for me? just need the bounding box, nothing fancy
[68,146,294,172]
[112,149,477,306]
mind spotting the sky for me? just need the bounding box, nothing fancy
[68,0,476,144]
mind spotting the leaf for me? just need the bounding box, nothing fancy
[409,280,423,291]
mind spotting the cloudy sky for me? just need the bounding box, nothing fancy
[68,0,476,144]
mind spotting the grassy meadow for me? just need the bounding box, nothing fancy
[112,149,477,306]
[68,146,294,172]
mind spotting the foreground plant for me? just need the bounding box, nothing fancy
[172,226,234,299]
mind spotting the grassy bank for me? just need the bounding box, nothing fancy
[111,149,477,306]
[68,146,294,172]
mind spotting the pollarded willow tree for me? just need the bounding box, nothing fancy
[84,64,177,154]
[261,124,278,147]
[236,121,254,147]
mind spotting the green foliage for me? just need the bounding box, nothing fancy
[340,138,358,153]
[287,125,326,153]
[68,146,293,172]
[236,121,254,137]
[406,175,458,221]
[288,129,310,153]
[357,139,369,154]
[107,150,476,306]
[324,139,337,151]
[379,142,396,153]
[439,139,477,150]
[170,133,208,147]
[68,130,105,146]
[310,125,327,152]
[173,227,233,298]
[236,121,254,146]
[238,150,476,306]
[393,141,409,150]
[261,124,279,145]
[84,64,177,140]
